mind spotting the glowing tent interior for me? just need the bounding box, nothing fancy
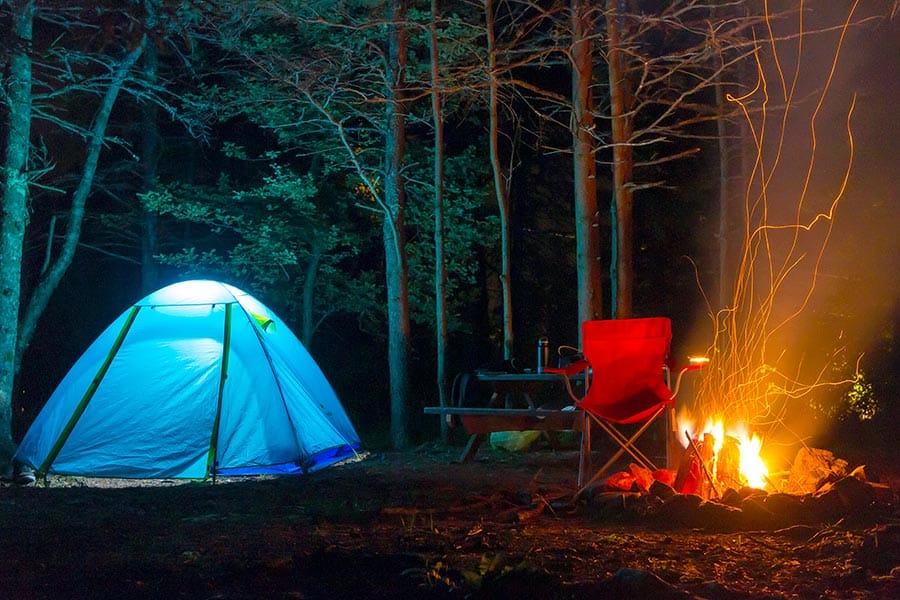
[16,280,360,479]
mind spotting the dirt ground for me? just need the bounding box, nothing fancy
[1,444,898,600]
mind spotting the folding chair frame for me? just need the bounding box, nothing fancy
[546,318,705,497]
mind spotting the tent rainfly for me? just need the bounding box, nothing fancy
[15,280,360,479]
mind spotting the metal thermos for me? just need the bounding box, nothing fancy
[537,337,549,373]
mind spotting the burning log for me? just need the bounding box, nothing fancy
[673,431,719,499]
[716,435,742,492]
[673,440,699,495]
[695,432,718,499]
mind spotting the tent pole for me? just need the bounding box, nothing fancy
[206,302,232,481]
[38,306,142,476]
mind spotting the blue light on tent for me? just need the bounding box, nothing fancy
[14,280,361,479]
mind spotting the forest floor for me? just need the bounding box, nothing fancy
[1,443,898,600]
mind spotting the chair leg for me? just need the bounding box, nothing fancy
[574,406,668,498]
[592,407,666,471]
[577,445,628,497]
[577,413,592,487]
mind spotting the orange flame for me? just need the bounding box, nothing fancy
[679,411,770,491]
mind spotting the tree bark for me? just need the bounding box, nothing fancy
[16,38,147,368]
[0,0,36,469]
[571,0,603,336]
[485,0,514,360]
[140,42,161,294]
[430,0,449,441]
[301,243,322,347]
[385,0,411,449]
[715,75,731,308]
[606,0,633,318]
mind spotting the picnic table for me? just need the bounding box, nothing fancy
[424,370,588,465]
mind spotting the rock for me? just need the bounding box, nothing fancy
[867,481,896,505]
[697,500,743,532]
[785,447,848,494]
[586,491,641,519]
[512,488,534,505]
[740,496,782,530]
[809,475,877,522]
[738,486,767,499]
[650,479,677,501]
[719,488,744,507]
[633,493,665,518]
[761,492,811,525]
[655,493,705,528]
[833,474,877,507]
[807,485,847,522]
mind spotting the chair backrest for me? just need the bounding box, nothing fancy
[579,317,674,424]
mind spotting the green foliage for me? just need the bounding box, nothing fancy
[141,162,380,336]
[812,360,879,423]
[167,2,504,341]
[841,372,878,421]
[406,144,498,331]
[410,552,535,593]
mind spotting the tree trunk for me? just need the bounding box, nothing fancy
[485,0,514,360]
[571,0,602,336]
[0,0,36,470]
[430,0,449,442]
[16,38,147,368]
[140,43,161,294]
[301,244,322,347]
[606,0,633,318]
[385,0,411,449]
[715,75,730,308]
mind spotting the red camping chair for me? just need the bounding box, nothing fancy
[544,318,705,494]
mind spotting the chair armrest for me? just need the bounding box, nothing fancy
[542,359,589,378]
[542,359,590,404]
[669,357,709,399]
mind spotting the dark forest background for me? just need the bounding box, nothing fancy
[3,0,899,459]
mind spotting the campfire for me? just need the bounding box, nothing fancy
[577,2,899,532]
[675,413,770,499]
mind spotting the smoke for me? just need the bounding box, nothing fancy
[686,2,900,458]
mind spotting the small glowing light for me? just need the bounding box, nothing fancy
[689,356,710,365]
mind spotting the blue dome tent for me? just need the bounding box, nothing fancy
[16,280,361,479]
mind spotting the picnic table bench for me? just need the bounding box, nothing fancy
[424,370,588,466]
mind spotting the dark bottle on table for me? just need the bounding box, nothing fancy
[537,337,549,373]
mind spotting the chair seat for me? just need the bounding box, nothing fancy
[584,391,673,424]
